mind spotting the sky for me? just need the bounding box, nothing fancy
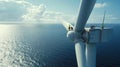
[0,0,119,24]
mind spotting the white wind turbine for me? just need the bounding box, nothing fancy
[61,0,112,67]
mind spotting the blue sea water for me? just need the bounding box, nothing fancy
[0,23,120,67]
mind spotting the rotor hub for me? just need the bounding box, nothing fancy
[67,31,84,42]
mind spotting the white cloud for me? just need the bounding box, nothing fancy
[0,0,31,5]
[0,0,27,21]
[22,4,46,22]
[95,3,107,8]
[0,0,35,21]
[21,4,74,23]
[0,0,75,23]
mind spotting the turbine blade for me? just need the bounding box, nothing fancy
[61,20,74,31]
[75,41,86,67]
[86,44,96,67]
[102,11,106,29]
[75,0,96,32]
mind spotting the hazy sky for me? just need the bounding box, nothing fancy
[0,0,119,23]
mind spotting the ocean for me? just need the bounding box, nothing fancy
[0,23,120,67]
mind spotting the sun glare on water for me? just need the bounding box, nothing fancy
[0,25,39,67]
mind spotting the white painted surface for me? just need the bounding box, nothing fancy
[75,41,86,67]
[86,44,96,67]
[75,0,96,32]
[88,29,101,43]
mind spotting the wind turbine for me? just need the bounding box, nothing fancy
[61,0,112,67]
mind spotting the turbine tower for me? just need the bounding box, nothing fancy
[62,0,112,67]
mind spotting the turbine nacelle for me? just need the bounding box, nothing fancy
[67,26,112,44]
[84,27,113,44]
